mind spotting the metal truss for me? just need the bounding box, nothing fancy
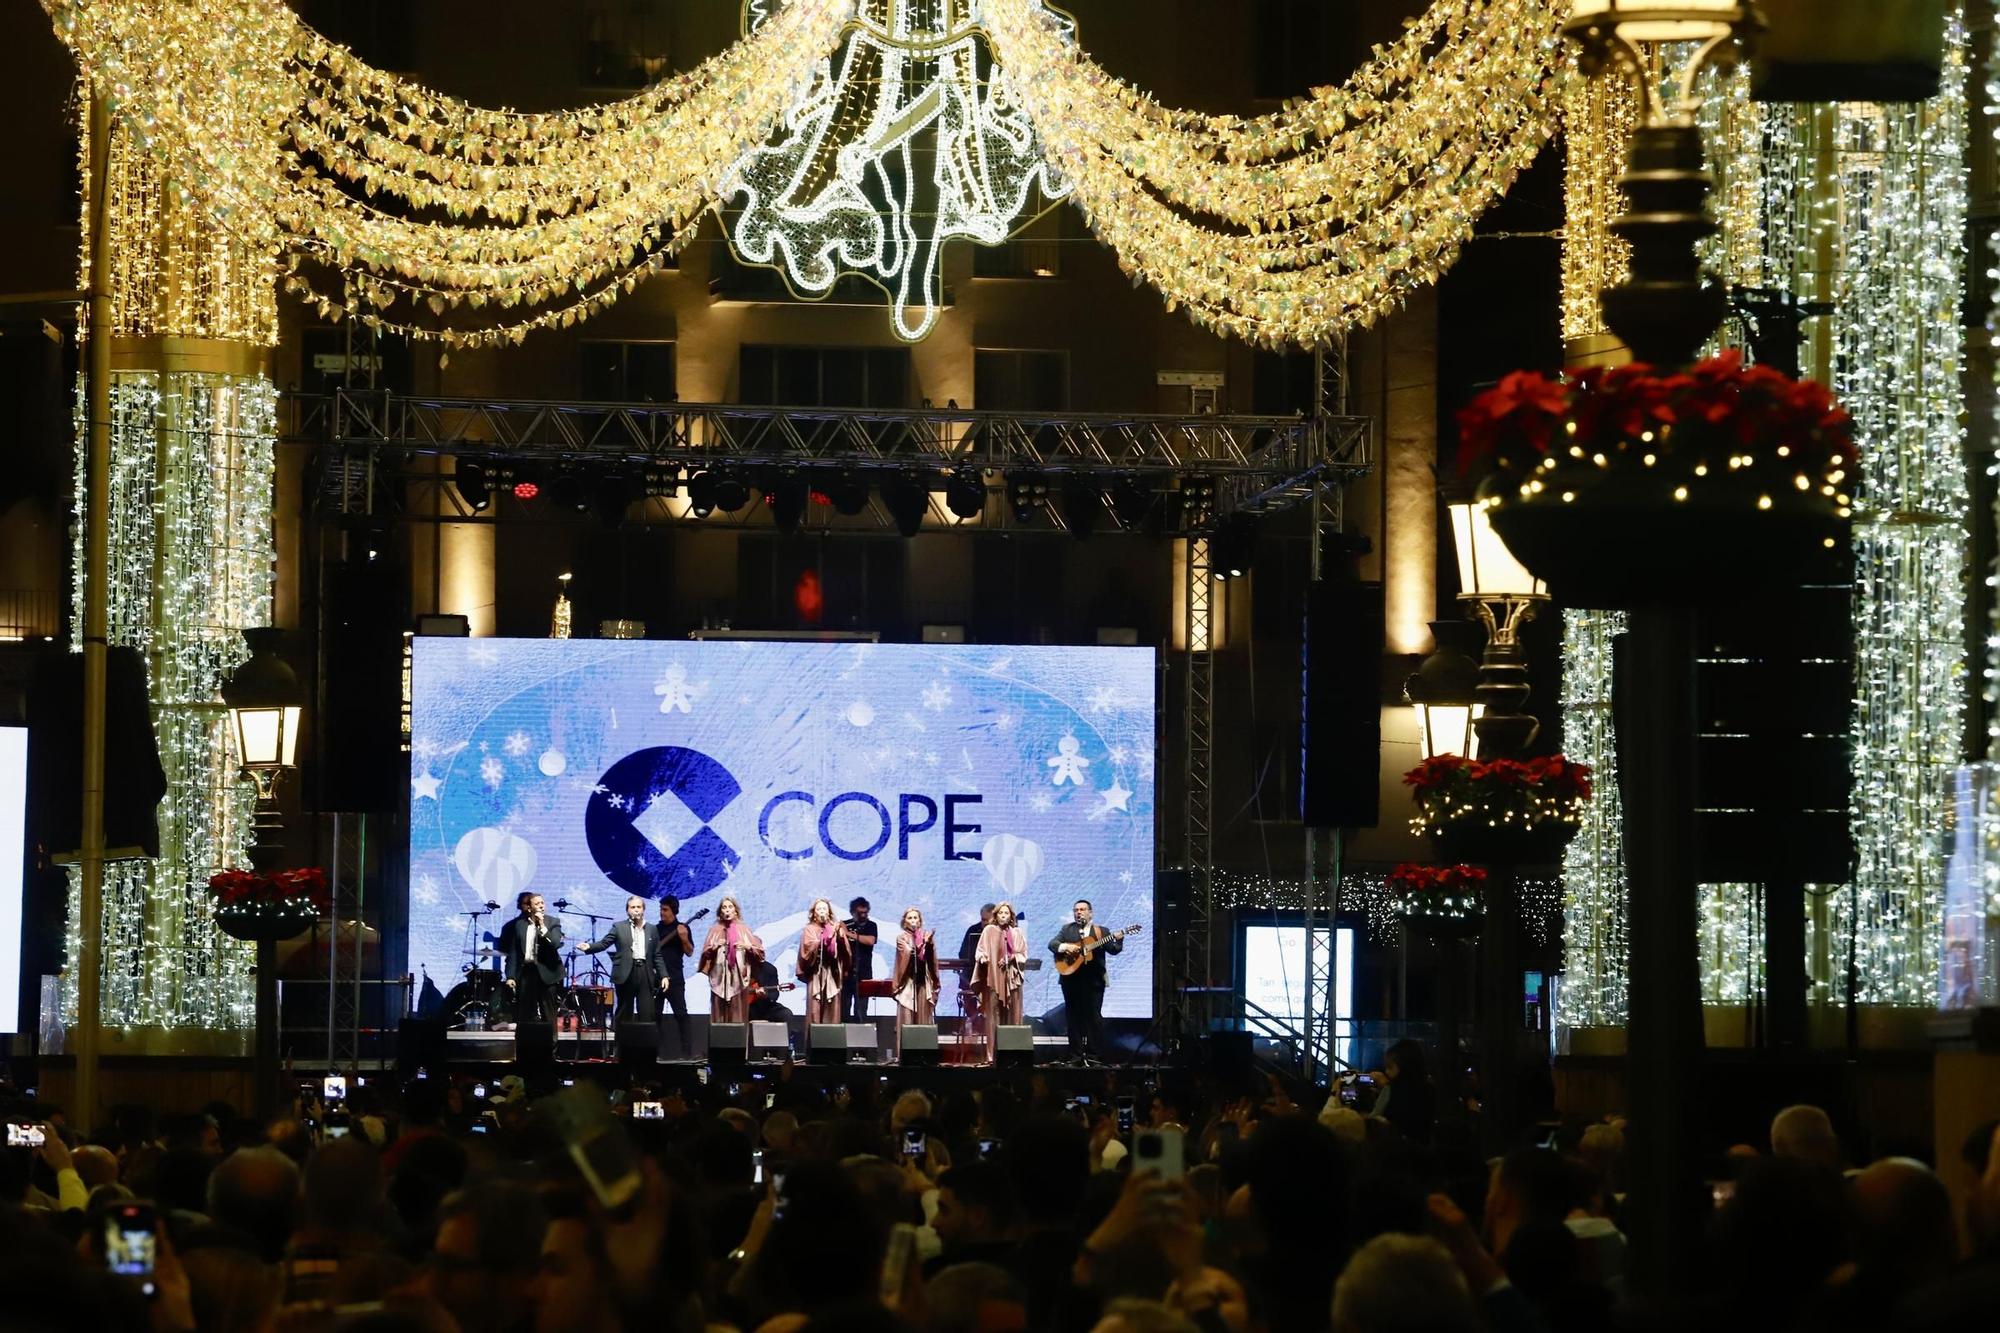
[1300,480,1346,1084]
[1179,536,1216,1039]
[285,390,1370,528]
[325,812,370,1071]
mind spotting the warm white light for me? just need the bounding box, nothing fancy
[1415,702,1485,761]
[1449,501,1546,598]
[1567,0,1746,43]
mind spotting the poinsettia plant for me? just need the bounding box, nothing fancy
[1403,754,1592,840]
[1454,350,1855,515]
[206,867,327,910]
[1385,863,1489,897]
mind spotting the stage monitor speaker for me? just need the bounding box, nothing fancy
[996,1024,1036,1068]
[516,1022,557,1086]
[711,1022,749,1070]
[1300,579,1383,829]
[29,645,166,858]
[808,1023,851,1065]
[899,1024,940,1067]
[750,1020,791,1055]
[617,1020,659,1070]
[318,559,408,811]
[844,1022,880,1064]
[396,1017,447,1081]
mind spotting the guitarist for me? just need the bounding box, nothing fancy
[653,896,699,1058]
[1049,899,1121,1064]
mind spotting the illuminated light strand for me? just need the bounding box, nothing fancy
[1555,609,1627,1028]
[1212,869,1562,947]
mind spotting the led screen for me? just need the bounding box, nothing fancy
[0,727,25,1033]
[409,639,1156,1018]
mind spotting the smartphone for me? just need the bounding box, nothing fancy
[6,1123,46,1149]
[728,1083,741,1099]
[1074,1094,1092,1106]
[976,1137,1000,1161]
[765,1092,776,1110]
[323,1075,347,1102]
[880,1222,920,1305]
[1116,1094,1135,1136]
[632,1101,665,1120]
[562,1079,575,1088]
[415,1068,430,1081]
[1134,1127,1185,1181]
[772,1168,788,1199]
[469,1122,490,1135]
[902,1127,927,1159]
[753,1149,765,1184]
[104,1202,159,1297]
[696,1066,709,1087]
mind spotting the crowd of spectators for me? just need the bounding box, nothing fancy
[2,1056,1998,1333]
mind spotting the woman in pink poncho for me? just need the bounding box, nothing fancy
[973,900,1027,1061]
[697,895,763,1023]
[796,896,852,1027]
[892,906,941,1056]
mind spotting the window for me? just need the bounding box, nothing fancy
[582,2,672,89]
[1254,0,1340,101]
[973,207,1066,279]
[975,351,1069,412]
[738,346,908,407]
[580,341,676,403]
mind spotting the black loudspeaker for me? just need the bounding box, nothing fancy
[710,1022,749,1070]
[29,645,167,857]
[317,559,407,811]
[1300,580,1384,829]
[618,1020,659,1070]
[516,1022,557,1082]
[396,1017,448,1081]
[807,1023,851,1066]
[995,1025,1036,1068]
[899,1024,940,1067]
[1206,1031,1257,1089]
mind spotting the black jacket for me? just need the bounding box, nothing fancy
[502,914,565,986]
[582,919,658,986]
[1048,920,1123,989]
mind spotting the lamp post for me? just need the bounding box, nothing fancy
[222,627,305,1115]
[1561,0,1766,1303]
[1449,500,1548,759]
[1406,620,1485,761]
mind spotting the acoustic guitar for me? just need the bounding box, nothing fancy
[1054,924,1143,977]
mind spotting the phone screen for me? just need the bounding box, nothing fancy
[322,1076,347,1102]
[902,1128,926,1158]
[104,1205,158,1295]
[753,1149,765,1184]
[977,1137,1000,1160]
[472,1083,488,1099]
[633,1101,665,1120]
[7,1123,46,1148]
[1116,1096,1134,1136]
[765,1092,776,1110]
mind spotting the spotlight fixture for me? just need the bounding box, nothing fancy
[1059,476,1101,540]
[944,468,985,521]
[642,467,679,498]
[1108,475,1156,531]
[1180,474,1219,532]
[712,471,752,514]
[764,470,810,535]
[501,465,540,502]
[1211,512,1258,580]
[1005,469,1051,522]
[825,470,871,516]
[590,475,638,527]
[685,470,718,518]
[453,461,494,513]
[879,472,931,538]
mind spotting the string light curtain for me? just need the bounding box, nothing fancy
[1555,11,1970,1022]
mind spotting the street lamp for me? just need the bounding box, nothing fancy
[1449,500,1549,757]
[222,627,302,869]
[1406,619,1485,760]
[1564,3,1762,125]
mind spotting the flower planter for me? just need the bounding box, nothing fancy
[1432,819,1577,870]
[216,899,319,943]
[1394,893,1484,939]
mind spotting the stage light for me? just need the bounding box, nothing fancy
[510,478,539,501]
[1060,476,1101,540]
[1211,513,1257,579]
[880,472,931,538]
[712,472,752,514]
[765,470,810,535]
[590,476,638,527]
[686,470,717,518]
[1180,474,1219,532]
[642,467,679,498]
[825,470,872,516]
[944,468,985,520]
[1005,469,1050,522]
[454,461,494,513]
[1109,476,1157,531]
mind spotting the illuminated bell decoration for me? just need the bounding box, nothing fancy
[222,627,302,775]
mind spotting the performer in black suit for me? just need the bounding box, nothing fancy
[841,896,879,1022]
[654,895,695,1057]
[1049,898,1122,1064]
[502,891,565,1026]
[581,895,660,1023]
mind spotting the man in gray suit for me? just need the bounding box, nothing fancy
[581,895,660,1022]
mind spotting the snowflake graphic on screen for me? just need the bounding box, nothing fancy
[1048,734,1090,785]
[654,663,700,714]
[1029,792,1054,813]
[922,680,951,712]
[1087,686,1123,715]
[413,875,441,906]
[503,730,531,758]
[480,756,505,789]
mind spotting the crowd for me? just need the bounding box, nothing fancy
[2,1053,1998,1333]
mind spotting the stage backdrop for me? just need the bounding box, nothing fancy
[409,639,1156,1018]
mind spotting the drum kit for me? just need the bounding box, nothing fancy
[447,898,618,1036]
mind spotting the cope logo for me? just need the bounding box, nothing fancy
[585,745,982,900]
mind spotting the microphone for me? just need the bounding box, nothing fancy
[484,901,500,912]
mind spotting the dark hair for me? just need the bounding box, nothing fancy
[1074,898,1092,909]
[850,896,870,911]
[938,1162,1020,1232]
[517,890,535,910]
[661,896,680,914]
[980,902,995,915]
